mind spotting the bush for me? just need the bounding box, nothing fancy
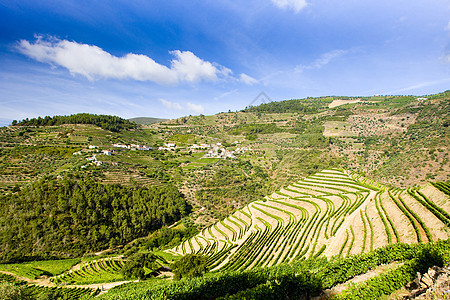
[0,282,29,300]
[122,253,158,280]
[171,254,208,280]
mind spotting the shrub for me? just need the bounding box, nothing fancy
[122,253,158,280]
[171,254,208,280]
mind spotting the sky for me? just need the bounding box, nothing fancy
[1,0,450,126]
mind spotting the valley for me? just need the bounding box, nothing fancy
[0,92,449,299]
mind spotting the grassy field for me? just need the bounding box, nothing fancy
[0,258,81,279]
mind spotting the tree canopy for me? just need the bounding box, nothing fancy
[121,252,159,280]
[14,113,137,132]
[171,254,208,280]
[0,176,189,262]
[242,98,325,114]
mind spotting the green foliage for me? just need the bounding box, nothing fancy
[334,244,446,299]
[15,113,137,132]
[227,123,283,136]
[0,279,96,300]
[388,190,423,243]
[122,253,158,280]
[54,258,125,285]
[194,160,270,218]
[432,182,450,196]
[243,98,328,114]
[220,271,321,300]
[26,285,97,300]
[33,146,82,158]
[0,281,29,300]
[124,226,199,252]
[0,259,79,279]
[171,254,208,280]
[99,240,450,300]
[409,188,450,227]
[0,176,189,262]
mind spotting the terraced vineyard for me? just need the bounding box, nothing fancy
[0,272,99,299]
[167,169,450,271]
[52,257,125,285]
[24,285,100,299]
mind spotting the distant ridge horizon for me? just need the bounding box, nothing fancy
[128,117,168,125]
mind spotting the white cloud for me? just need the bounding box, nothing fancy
[271,0,307,13]
[158,98,204,114]
[240,73,258,85]
[170,50,229,82]
[186,102,205,114]
[447,20,450,31]
[295,49,348,72]
[17,36,230,85]
[158,98,182,110]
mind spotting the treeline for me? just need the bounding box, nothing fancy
[0,176,189,262]
[242,99,323,114]
[13,113,137,132]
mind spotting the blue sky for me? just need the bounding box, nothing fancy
[1,0,450,126]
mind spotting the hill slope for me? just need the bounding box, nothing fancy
[128,117,168,125]
[168,169,450,270]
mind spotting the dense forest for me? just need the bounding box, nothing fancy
[0,176,189,262]
[13,113,137,132]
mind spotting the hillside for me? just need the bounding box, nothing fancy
[128,117,168,125]
[0,92,449,299]
[167,169,450,272]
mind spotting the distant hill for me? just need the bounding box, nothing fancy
[129,117,168,125]
[14,113,137,132]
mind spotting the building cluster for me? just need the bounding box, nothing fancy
[85,154,102,166]
[75,140,252,168]
[188,142,252,159]
[158,143,176,151]
[113,143,152,150]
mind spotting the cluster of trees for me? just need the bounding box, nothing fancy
[243,99,322,114]
[171,254,207,280]
[121,252,159,280]
[120,253,207,281]
[13,113,137,132]
[0,176,189,262]
[121,226,199,254]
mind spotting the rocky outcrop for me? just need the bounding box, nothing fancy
[402,266,450,299]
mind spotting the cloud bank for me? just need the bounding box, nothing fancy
[17,36,233,85]
[271,0,307,13]
[158,98,204,114]
[159,98,182,110]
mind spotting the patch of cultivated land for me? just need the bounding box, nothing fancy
[167,169,450,272]
[328,98,361,108]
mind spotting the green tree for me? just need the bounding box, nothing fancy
[121,252,158,280]
[171,254,208,280]
[0,282,29,300]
